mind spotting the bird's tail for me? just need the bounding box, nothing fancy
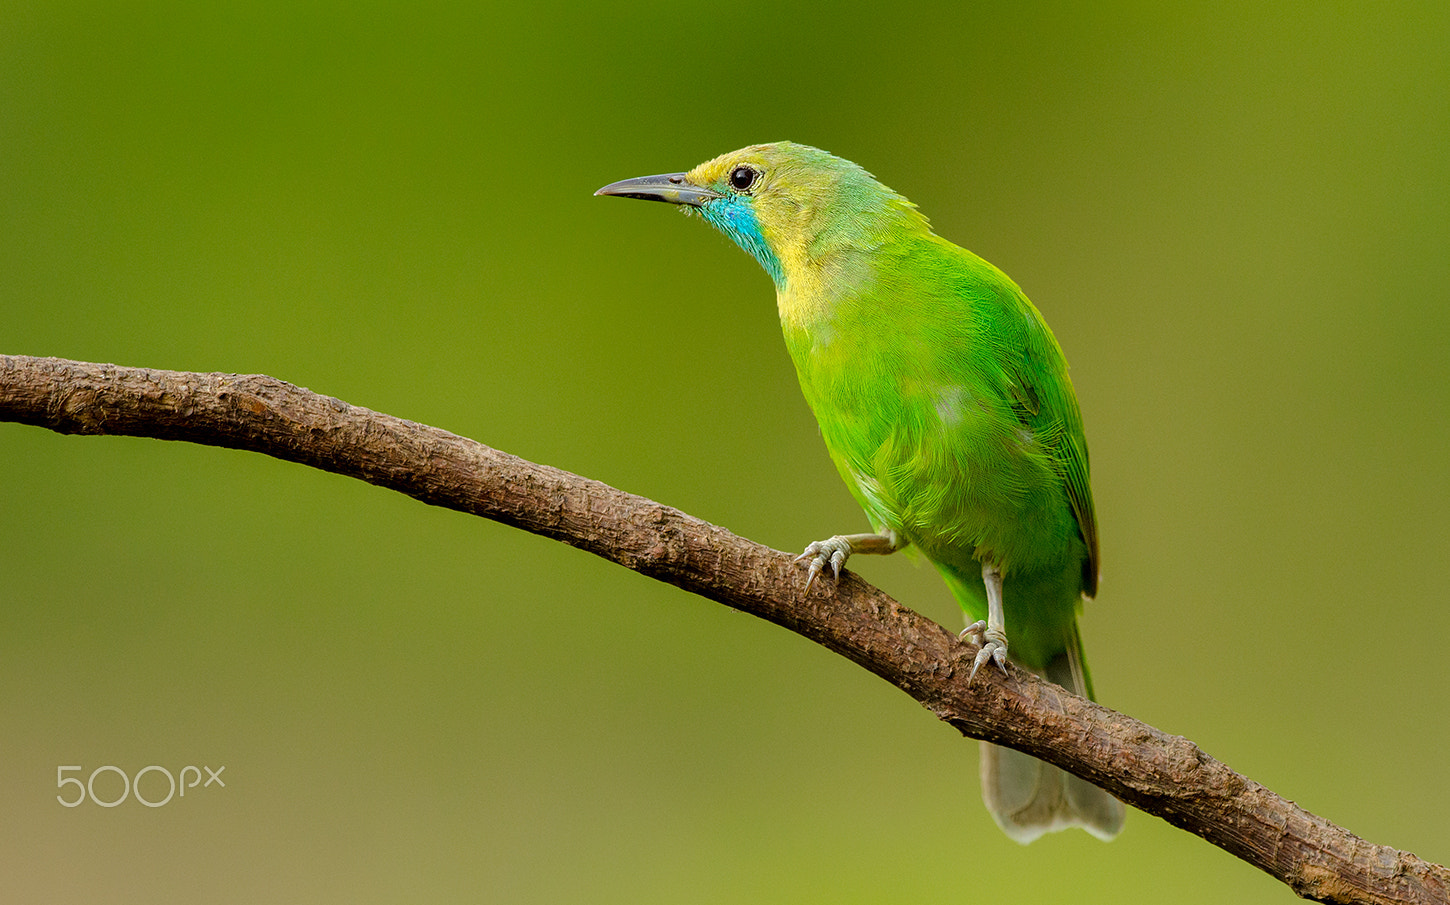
[979,626,1125,844]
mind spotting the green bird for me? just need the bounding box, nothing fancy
[596,142,1124,843]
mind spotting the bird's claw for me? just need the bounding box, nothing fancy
[960,620,1009,682]
[796,536,852,591]
[959,619,988,645]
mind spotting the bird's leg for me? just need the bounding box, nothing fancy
[796,530,902,590]
[961,562,1009,681]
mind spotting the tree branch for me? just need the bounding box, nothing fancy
[1,354,1443,904]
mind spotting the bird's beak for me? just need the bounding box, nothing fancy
[594,172,722,207]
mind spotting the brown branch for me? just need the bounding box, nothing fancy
[1,353,1443,904]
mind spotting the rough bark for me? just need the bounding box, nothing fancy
[1,354,1444,904]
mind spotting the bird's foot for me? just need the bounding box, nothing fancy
[960,620,1009,682]
[795,536,854,591]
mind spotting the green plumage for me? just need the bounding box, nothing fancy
[598,142,1123,843]
[781,232,1095,675]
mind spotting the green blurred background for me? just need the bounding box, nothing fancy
[3,1,1447,901]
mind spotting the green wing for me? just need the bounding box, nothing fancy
[1005,296,1099,598]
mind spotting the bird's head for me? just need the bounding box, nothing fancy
[596,142,928,292]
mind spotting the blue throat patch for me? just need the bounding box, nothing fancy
[697,196,785,288]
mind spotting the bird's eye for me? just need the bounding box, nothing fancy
[729,165,758,192]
